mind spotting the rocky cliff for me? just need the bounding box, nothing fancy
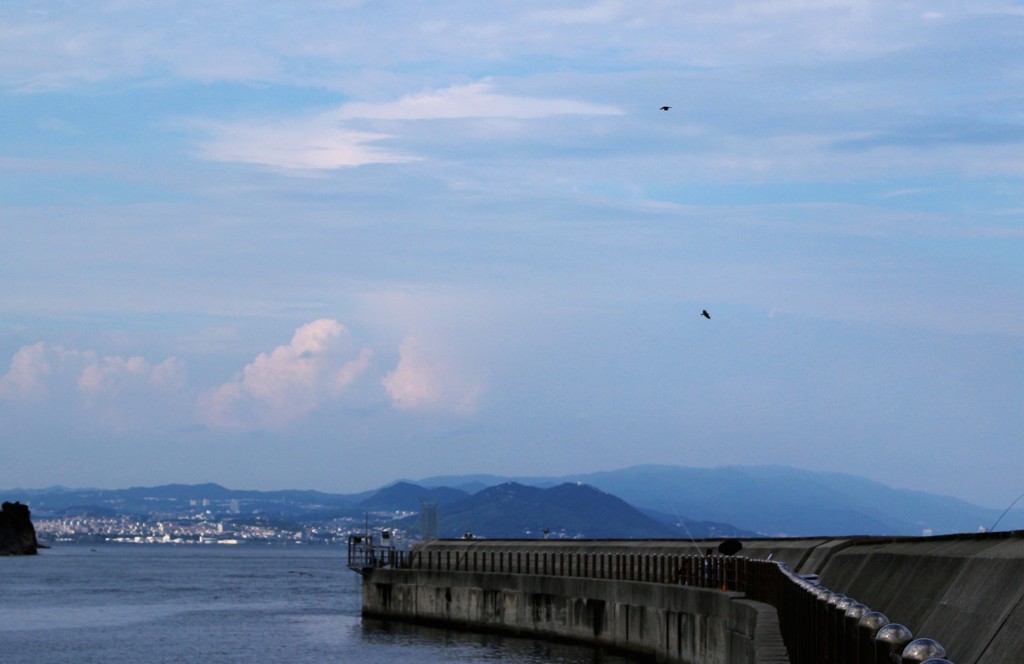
[0,501,39,555]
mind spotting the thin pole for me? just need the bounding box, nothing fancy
[991,490,1024,532]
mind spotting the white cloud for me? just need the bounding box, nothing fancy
[0,342,186,402]
[77,355,186,396]
[0,342,52,400]
[0,342,188,432]
[382,336,482,413]
[195,82,623,171]
[333,82,624,121]
[526,1,629,25]
[198,319,373,429]
[195,118,418,170]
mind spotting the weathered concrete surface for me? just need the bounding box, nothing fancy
[363,568,788,664]
[814,532,1024,664]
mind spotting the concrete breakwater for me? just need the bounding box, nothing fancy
[360,541,793,663]
[815,531,1024,664]
[362,566,787,663]
[357,533,1024,664]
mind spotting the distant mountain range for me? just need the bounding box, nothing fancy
[5,483,371,520]
[6,464,1022,537]
[417,465,1022,536]
[390,482,752,539]
[356,481,468,512]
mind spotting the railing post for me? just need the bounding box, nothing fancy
[874,624,914,664]
[844,604,868,664]
[858,612,889,664]
[825,593,846,663]
[834,597,853,664]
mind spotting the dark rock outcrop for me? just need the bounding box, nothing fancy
[0,501,39,555]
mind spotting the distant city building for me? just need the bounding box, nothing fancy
[420,501,439,540]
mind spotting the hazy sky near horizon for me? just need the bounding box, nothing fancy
[1,1,1021,508]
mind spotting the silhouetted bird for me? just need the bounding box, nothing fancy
[660,106,671,111]
[701,310,711,319]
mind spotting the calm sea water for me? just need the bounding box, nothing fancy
[1,544,636,663]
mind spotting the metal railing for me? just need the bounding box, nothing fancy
[346,534,404,573]
[351,544,953,664]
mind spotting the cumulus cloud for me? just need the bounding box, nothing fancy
[382,336,482,413]
[0,342,185,402]
[0,342,53,400]
[198,319,373,429]
[0,341,188,431]
[77,355,186,396]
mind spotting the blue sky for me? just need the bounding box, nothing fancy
[1,1,1021,508]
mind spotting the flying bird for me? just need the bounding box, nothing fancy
[701,310,711,319]
[659,106,671,111]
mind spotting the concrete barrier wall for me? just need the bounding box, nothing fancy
[360,531,1024,663]
[815,533,1024,664]
[363,567,788,664]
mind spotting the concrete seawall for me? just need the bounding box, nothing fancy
[362,567,788,664]
[357,531,1024,664]
[815,532,1024,664]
